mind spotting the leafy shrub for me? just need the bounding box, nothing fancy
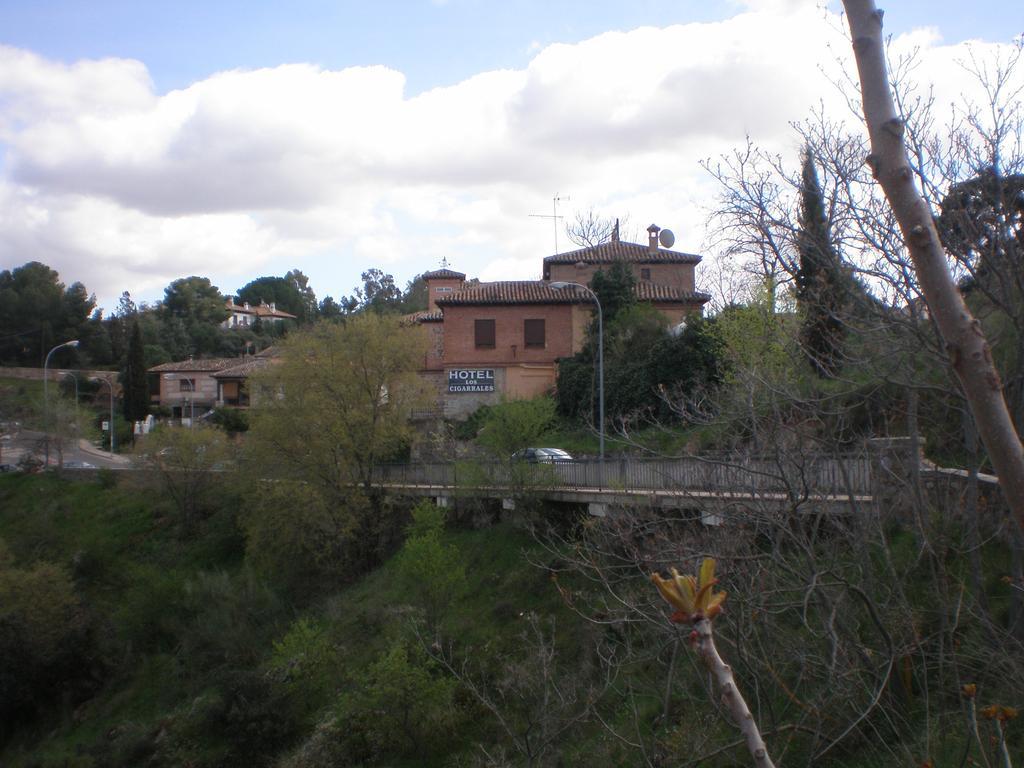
[178,569,285,673]
[477,397,557,456]
[392,501,466,628]
[202,669,299,766]
[335,640,457,761]
[0,540,99,732]
[269,617,343,715]
[210,406,250,434]
[273,714,350,768]
[240,480,370,591]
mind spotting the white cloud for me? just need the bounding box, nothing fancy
[0,7,1017,312]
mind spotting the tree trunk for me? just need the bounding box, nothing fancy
[693,618,777,768]
[842,0,1024,534]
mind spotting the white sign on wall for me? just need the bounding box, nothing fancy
[448,368,496,393]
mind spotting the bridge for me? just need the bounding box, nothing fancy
[371,443,1002,521]
[373,453,880,519]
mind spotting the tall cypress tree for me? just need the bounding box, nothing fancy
[795,148,847,378]
[123,320,149,426]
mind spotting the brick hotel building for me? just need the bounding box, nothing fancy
[409,224,709,417]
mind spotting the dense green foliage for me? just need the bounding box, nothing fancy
[121,320,149,425]
[938,168,1024,432]
[235,270,318,324]
[0,474,580,767]
[795,148,849,378]
[557,305,723,426]
[2,464,1021,767]
[0,262,97,367]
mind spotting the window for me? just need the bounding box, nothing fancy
[524,319,545,349]
[179,378,196,392]
[640,268,651,280]
[475,319,496,349]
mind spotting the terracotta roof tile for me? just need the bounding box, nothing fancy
[404,310,445,324]
[437,281,585,306]
[213,358,272,378]
[634,284,711,304]
[421,268,466,280]
[543,240,701,269]
[435,281,710,307]
[148,358,240,373]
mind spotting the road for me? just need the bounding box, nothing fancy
[1,427,132,470]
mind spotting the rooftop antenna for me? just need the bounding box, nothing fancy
[529,193,570,254]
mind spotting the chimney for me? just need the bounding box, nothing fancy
[269,302,276,312]
[647,223,661,252]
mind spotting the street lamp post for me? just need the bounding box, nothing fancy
[91,377,116,457]
[62,372,80,443]
[550,281,604,462]
[62,371,79,408]
[43,339,79,465]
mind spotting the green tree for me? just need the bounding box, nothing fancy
[336,640,456,760]
[342,268,403,314]
[121,320,149,426]
[160,276,228,356]
[0,262,95,365]
[398,274,429,313]
[478,397,558,457]
[317,295,343,321]
[162,276,226,325]
[246,315,430,574]
[141,426,233,533]
[285,268,319,323]
[939,169,1024,430]
[236,270,318,324]
[557,304,723,424]
[589,259,636,324]
[0,541,95,734]
[794,147,848,378]
[392,501,466,629]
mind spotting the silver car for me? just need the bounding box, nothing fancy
[511,448,574,464]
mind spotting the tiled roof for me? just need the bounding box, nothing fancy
[437,281,587,306]
[543,240,701,268]
[421,268,466,280]
[213,358,271,378]
[148,358,240,373]
[435,281,710,307]
[404,310,445,324]
[635,284,711,304]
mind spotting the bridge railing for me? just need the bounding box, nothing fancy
[373,454,874,496]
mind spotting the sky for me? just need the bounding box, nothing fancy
[0,0,1021,314]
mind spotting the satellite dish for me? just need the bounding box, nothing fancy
[658,229,675,248]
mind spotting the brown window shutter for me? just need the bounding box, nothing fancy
[475,319,496,348]
[524,319,545,348]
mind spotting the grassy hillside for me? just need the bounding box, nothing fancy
[0,473,578,767]
[2,472,1021,767]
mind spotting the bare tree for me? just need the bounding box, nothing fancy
[428,613,607,768]
[565,209,635,248]
[841,0,1024,532]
